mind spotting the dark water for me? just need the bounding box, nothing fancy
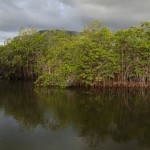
[0,80,150,150]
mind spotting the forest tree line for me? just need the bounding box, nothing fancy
[0,21,150,87]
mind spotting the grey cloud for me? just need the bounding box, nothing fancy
[0,0,150,44]
[0,0,81,31]
[76,0,150,30]
[58,0,75,6]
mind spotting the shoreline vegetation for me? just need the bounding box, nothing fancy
[0,21,150,88]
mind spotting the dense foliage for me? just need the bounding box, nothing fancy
[0,21,150,87]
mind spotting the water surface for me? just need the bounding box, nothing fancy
[0,80,150,150]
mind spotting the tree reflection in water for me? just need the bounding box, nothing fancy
[0,80,150,148]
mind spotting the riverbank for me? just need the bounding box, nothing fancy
[68,82,150,89]
[0,21,149,87]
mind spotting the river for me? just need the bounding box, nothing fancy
[0,80,150,150]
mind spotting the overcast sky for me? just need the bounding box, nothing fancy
[0,0,150,44]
